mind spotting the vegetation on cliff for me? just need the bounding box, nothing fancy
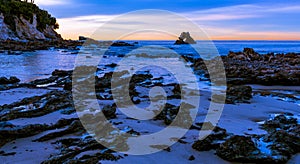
[0,0,59,32]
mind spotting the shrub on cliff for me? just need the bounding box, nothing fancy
[0,0,59,32]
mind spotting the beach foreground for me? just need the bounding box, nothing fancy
[0,44,299,163]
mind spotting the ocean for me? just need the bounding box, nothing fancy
[1,40,300,82]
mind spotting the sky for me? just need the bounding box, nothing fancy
[35,0,300,40]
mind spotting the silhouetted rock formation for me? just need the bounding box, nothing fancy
[174,32,196,45]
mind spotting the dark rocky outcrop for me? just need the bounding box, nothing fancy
[192,126,228,151]
[154,102,195,128]
[225,85,252,104]
[174,32,196,45]
[0,39,82,51]
[186,48,300,86]
[216,136,262,162]
[211,85,252,104]
[0,76,20,84]
[111,41,134,47]
[192,114,299,163]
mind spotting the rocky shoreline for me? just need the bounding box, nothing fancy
[0,46,299,163]
[0,64,299,163]
[183,48,300,86]
[0,40,83,52]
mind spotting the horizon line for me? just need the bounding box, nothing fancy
[83,39,300,41]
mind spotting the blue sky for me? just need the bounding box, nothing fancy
[36,0,300,40]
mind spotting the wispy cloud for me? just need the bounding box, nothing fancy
[183,4,300,22]
[56,3,300,40]
[35,0,70,6]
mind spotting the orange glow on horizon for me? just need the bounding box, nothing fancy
[57,26,300,41]
[60,32,300,41]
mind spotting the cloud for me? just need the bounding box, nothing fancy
[35,0,70,6]
[56,14,118,39]
[183,4,300,22]
[56,4,300,40]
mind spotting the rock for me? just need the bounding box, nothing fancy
[79,36,87,41]
[262,114,297,131]
[225,85,252,104]
[216,135,260,162]
[0,77,9,84]
[9,76,20,83]
[130,73,153,84]
[0,76,20,84]
[192,126,228,151]
[63,82,72,91]
[154,103,194,128]
[41,137,120,163]
[184,48,300,86]
[102,104,117,119]
[171,83,181,99]
[111,41,134,47]
[174,32,196,45]
[52,69,72,77]
[105,63,118,68]
[0,90,73,121]
[174,38,188,45]
[261,114,300,158]
[33,120,84,142]
[0,40,83,51]
[188,155,195,161]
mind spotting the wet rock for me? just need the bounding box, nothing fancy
[34,120,85,142]
[214,114,299,163]
[267,129,300,157]
[170,83,181,99]
[130,73,153,84]
[225,85,252,104]
[154,103,194,128]
[262,114,297,131]
[192,126,228,151]
[105,63,118,68]
[41,137,119,164]
[216,135,260,162]
[0,90,73,121]
[0,151,16,156]
[111,41,134,47]
[0,40,82,51]
[261,114,300,159]
[63,81,72,91]
[187,48,300,86]
[0,76,20,84]
[52,69,72,77]
[0,124,49,147]
[194,122,215,130]
[0,118,77,147]
[102,104,117,119]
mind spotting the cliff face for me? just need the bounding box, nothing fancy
[0,0,62,41]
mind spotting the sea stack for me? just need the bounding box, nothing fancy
[174,32,196,45]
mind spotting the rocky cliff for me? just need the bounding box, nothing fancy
[0,0,62,41]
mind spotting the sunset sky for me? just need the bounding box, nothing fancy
[35,0,300,40]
